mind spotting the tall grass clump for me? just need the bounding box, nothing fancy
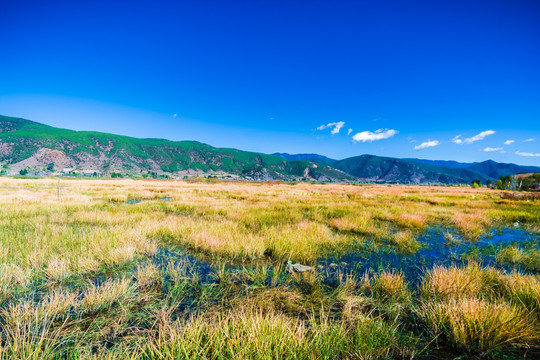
[417,297,537,355]
[140,308,412,360]
[364,271,413,320]
[420,262,498,300]
[370,271,412,305]
[0,291,76,359]
[500,272,540,316]
[496,246,540,272]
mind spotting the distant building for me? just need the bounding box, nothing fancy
[79,170,100,175]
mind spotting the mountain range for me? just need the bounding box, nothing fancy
[1,115,539,184]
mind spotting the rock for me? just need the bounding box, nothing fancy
[329,263,338,268]
[513,221,520,228]
[286,261,313,273]
[316,265,325,270]
[340,262,348,267]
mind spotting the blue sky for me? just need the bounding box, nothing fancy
[1,0,539,165]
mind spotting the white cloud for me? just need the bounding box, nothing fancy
[414,140,439,150]
[173,113,178,118]
[524,138,535,142]
[464,130,495,144]
[347,128,352,136]
[452,130,496,145]
[504,140,514,145]
[317,121,345,134]
[483,147,503,152]
[352,129,398,143]
[515,150,540,157]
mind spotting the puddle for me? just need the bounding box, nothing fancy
[151,247,214,281]
[125,198,143,204]
[125,196,173,204]
[319,228,539,286]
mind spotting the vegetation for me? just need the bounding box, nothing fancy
[0,179,538,359]
[518,173,540,191]
[0,115,351,182]
[2,115,540,184]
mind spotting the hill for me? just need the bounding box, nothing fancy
[0,115,352,181]
[466,160,540,179]
[1,115,538,184]
[272,153,337,166]
[404,158,477,168]
[333,154,490,184]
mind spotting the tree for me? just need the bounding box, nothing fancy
[520,173,540,191]
[495,175,514,190]
[19,169,28,175]
[471,179,481,188]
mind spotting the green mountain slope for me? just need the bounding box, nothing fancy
[0,115,352,181]
[272,153,337,166]
[1,115,537,184]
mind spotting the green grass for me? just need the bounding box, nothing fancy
[0,179,538,359]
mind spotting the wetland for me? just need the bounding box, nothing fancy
[0,178,538,359]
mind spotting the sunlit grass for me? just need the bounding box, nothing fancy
[0,178,538,358]
[496,245,540,271]
[139,307,413,360]
[417,297,536,355]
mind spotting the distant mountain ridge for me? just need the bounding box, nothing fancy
[1,115,539,184]
[332,155,484,184]
[404,158,477,168]
[0,115,352,182]
[272,153,337,166]
[270,153,540,184]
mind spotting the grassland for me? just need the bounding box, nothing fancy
[0,178,538,359]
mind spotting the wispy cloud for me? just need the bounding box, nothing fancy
[524,138,535,142]
[466,130,496,144]
[515,150,540,157]
[483,147,503,152]
[504,140,514,145]
[452,130,495,145]
[352,129,398,143]
[317,121,345,134]
[408,137,417,143]
[414,140,439,150]
[347,128,352,136]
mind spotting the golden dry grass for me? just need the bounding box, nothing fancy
[0,178,538,358]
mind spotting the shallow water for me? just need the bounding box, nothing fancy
[133,228,538,289]
[152,247,214,281]
[125,196,173,204]
[320,228,539,286]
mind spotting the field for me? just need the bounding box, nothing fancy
[0,178,538,359]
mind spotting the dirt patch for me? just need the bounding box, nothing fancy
[11,148,75,171]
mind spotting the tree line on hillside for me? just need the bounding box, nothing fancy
[472,173,540,191]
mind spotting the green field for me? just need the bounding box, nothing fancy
[0,178,538,359]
